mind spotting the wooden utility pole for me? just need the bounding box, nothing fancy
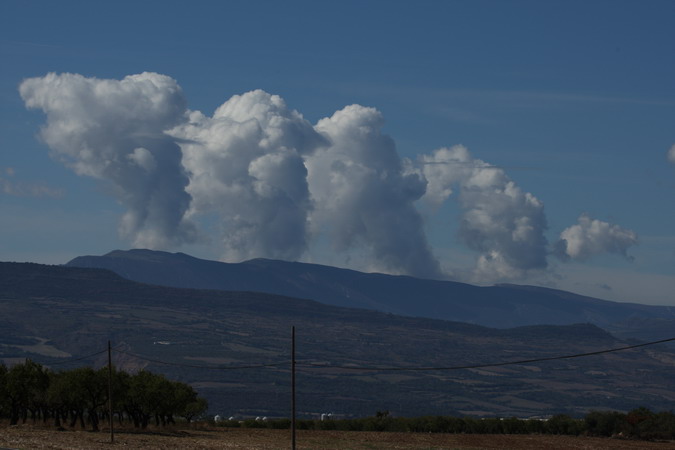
[291,326,296,450]
[108,340,114,444]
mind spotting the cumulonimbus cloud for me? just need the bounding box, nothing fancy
[20,72,641,284]
[20,72,197,249]
[420,146,548,281]
[307,105,442,278]
[169,90,326,261]
[554,214,638,262]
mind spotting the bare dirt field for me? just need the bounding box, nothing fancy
[1,425,674,449]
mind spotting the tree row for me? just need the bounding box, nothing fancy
[0,359,208,430]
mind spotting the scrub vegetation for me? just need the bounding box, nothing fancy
[219,409,675,441]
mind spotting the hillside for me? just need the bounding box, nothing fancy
[2,261,675,418]
[67,249,675,337]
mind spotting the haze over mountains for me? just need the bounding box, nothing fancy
[67,249,675,341]
[2,260,675,418]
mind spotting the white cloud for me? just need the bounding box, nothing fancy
[170,90,325,261]
[420,146,548,282]
[668,144,675,165]
[419,145,473,207]
[555,214,638,262]
[127,147,157,172]
[20,72,196,249]
[307,105,442,278]
[21,72,647,286]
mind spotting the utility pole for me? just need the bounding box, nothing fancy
[108,340,114,444]
[291,326,296,450]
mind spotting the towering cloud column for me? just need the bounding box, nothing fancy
[22,71,641,284]
[307,105,442,278]
[20,72,196,248]
[170,90,326,261]
[420,145,548,281]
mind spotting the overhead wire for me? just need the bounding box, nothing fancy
[39,348,110,366]
[23,336,675,373]
[298,337,675,372]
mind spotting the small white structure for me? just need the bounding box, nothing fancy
[214,415,223,423]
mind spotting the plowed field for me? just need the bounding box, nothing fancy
[1,425,673,449]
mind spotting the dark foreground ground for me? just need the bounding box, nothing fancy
[1,424,674,449]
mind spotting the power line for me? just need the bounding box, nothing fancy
[40,348,110,366]
[113,348,288,370]
[20,336,675,374]
[299,337,675,372]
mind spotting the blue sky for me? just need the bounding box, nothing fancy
[1,0,673,305]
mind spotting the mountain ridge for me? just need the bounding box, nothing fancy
[66,249,675,337]
[2,261,675,418]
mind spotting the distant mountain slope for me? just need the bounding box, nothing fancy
[67,250,675,334]
[2,261,675,418]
